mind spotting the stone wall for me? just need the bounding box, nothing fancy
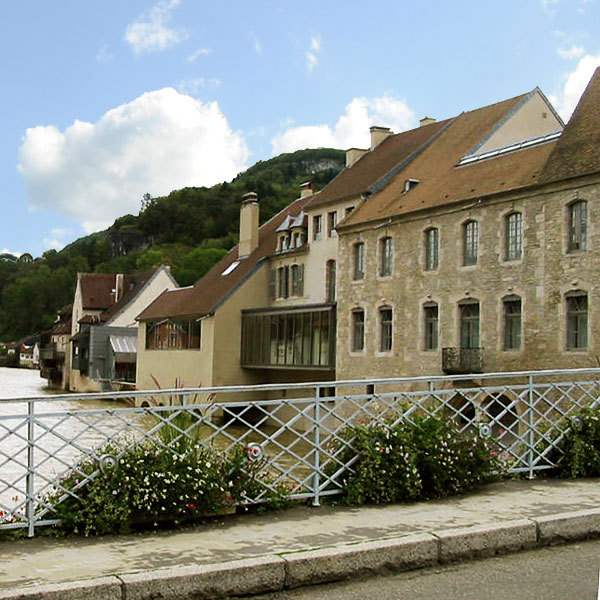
[335,173,600,380]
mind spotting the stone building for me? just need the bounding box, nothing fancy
[335,68,600,381]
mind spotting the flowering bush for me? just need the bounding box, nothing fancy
[46,439,285,536]
[330,414,503,506]
[550,406,600,478]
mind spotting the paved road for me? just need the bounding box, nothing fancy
[239,539,600,600]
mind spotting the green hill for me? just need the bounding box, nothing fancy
[0,148,345,341]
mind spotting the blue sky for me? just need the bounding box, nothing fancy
[2,0,599,257]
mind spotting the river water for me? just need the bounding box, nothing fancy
[0,367,130,516]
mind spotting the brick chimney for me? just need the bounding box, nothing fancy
[419,116,436,127]
[345,147,367,167]
[115,273,124,303]
[300,182,313,198]
[370,126,392,150]
[239,192,259,258]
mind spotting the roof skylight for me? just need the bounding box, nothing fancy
[221,261,240,276]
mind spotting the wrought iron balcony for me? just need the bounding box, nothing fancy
[442,347,484,375]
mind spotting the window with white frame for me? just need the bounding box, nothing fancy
[327,211,338,237]
[313,215,322,241]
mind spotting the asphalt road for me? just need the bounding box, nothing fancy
[238,539,600,600]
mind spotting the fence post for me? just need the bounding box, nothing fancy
[527,374,534,479]
[312,387,321,507]
[26,399,35,537]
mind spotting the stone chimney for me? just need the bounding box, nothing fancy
[346,147,367,167]
[300,182,313,198]
[239,192,259,258]
[370,126,392,150]
[419,116,436,127]
[115,273,124,303]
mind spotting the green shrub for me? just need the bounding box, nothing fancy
[550,406,600,478]
[330,414,502,506]
[45,439,286,536]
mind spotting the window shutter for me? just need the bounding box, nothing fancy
[299,264,304,296]
[268,267,276,301]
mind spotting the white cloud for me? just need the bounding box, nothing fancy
[177,78,221,95]
[96,44,115,63]
[1,248,21,257]
[187,48,212,62]
[125,0,188,55]
[306,35,321,71]
[43,238,65,251]
[50,228,73,238]
[557,45,585,59]
[248,31,261,54]
[19,88,249,233]
[549,53,600,120]
[271,95,416,155]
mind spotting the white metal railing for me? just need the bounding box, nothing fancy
[1,367,599,536]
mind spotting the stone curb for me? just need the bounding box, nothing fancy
[283,533,438,589]
[4,511,600,600]
[0,577,122,600]
[118,555,285,600]
[534,508,600,545]
[434,519,538,562]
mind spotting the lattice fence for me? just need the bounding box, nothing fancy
[1,368,599,536]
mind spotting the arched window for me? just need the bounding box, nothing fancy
[502,295,521,350]
[505,212,522,261]
[463,220,479,266]
[568,201,587,252]
[353,242,365,280]
[459,299,480,348]
[424,228,439,271]
[351,309,365,352]
[566,291,588,349]
[379,306,393,352]
[379,237,393,277]
[423,302,439,350]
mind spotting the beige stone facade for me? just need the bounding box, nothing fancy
[336,173,600,381]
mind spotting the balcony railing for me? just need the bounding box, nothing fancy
[442,347,484,374]
[39,345,57,361]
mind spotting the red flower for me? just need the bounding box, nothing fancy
[188,503,196,510]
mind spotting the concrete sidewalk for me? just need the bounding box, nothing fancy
[1,478,600,599]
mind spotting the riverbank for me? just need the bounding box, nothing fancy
[1,477,600,599]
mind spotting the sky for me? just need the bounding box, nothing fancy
[2,0,599,257]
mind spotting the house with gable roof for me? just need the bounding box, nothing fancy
[46,265,178,392]
[335,68,600,383]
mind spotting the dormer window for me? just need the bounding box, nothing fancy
[403,178,420,193]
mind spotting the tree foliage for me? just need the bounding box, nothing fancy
[0,148,344,341]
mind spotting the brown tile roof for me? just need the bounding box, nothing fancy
[79,268,165,320]
[341,92,558,227]
[306,119,453,209]
[100,268,163,322]
[540,67,600,183]
[80,273,118,310]
[137,195,315,321]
